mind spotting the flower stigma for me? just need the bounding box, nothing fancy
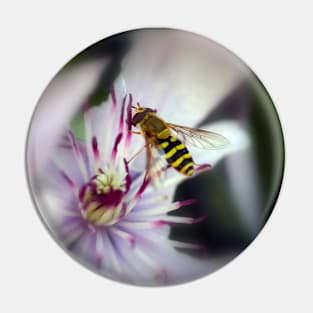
[94,168,126,194]
[79,167,128,227]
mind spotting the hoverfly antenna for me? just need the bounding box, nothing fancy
[131,105,137,109]
[136,102,141,108]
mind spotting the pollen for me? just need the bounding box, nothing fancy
[94,169,126,194]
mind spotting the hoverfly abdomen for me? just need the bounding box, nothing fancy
[156,136,194,176]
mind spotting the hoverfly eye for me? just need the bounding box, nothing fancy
[132,112,146,126]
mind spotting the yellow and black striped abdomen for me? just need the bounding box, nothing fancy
[156,136,194,176]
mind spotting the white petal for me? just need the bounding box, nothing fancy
[122,29,250,126]
[27,58,110,187]
[108,224,231,286]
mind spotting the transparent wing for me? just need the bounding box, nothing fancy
[143,138,168,188]
[167,123,229,150]
[150,145,169,188]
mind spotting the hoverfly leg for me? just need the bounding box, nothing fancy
[127,144,148,163]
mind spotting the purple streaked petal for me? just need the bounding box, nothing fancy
[106,231,148,283]
[168,240,205,250]
[136,176,150,199]
[129,199,196,217]
[134,194,169,208]
[125,176,150,214]
[68,130,80,156]
[119,96,126,133]
[92,136,100,161]
[151,214,208,226]
[123,158,131,192]
[105,230,124,274]
[127,226,204,251]
[59,170,77,190]
[132,247,168,284]
[59,219,87,244]
[95,231,104,269]
[118,221,156,229]
[111,132,123,163]
[110,227,136,248]
[194,163,212,173]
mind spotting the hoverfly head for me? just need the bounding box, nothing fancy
[131,105,157,126]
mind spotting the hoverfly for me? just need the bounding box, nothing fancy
[131,104,229,180]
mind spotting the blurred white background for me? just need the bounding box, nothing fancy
[0,0,312,312]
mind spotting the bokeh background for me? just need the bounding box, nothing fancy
[27,29,284,280]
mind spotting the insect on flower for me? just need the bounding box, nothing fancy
[39,82,211,285]
[130,103,229,181]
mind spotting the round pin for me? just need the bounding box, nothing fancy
[26,28,284,286]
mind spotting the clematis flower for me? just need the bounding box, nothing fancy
[39,79,226,286]
[27,31,251,286]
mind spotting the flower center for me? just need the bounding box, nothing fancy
[79,168,127,226]
[94,171,126,194]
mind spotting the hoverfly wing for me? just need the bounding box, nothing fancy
[144,139,168,188]
[149,146,168,188]
[167,123,229,150]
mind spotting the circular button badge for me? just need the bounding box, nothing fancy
[26,28,284,286]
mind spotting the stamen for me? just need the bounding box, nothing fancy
[78,166,128,226]
[119,96,126,133]
[123,158,131,192]
[111,133,123,163]
[78,182,92,203]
